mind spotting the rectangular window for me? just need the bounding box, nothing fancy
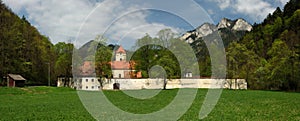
[92,86,94,89]
[92,79,94,82]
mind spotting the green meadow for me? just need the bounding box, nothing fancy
[0,87,299,120]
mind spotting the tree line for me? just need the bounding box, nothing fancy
[226,0,300,91]
[0,1,75,86]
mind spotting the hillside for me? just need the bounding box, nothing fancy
[180,18,252,77]
[0,1,55,85]
[226,0,300,90]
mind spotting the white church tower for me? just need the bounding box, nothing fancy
[115,46,126,61]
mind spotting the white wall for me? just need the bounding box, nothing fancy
[112,70,125,78]
[75,77,101,91]
[69,78,247,91]
[100,78,247,90]
[115,53,126,61]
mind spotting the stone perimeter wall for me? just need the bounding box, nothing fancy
[58,78,247,90]
[102,79,247,90]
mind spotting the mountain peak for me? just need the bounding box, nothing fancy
[232,18,252,31]
[195,23,217,37]
[181,23,218,43]
[217,18,252,31]
[181,18,252,44]
[217,18,235,29]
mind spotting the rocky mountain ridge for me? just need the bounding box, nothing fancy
[181,18,252,44]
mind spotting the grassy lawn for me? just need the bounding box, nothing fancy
[0,87,300,120]
[180,90,300,120]
[0,87,94,121]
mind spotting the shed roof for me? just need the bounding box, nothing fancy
[8,74,26,81]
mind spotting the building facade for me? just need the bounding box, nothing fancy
[58,46,142,90]
[110,46,142,78]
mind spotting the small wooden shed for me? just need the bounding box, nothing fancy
[7,74,26,87]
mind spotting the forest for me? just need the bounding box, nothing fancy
[0,1,73,85]
[0,0,299,91]
[226,0,300,90]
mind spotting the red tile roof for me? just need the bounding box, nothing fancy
[116,46,126,54]
[80,61,94,76]
[110,61,136,70]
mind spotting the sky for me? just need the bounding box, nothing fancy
[2,0,289,49]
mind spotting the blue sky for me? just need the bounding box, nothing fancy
[2,0,288,49]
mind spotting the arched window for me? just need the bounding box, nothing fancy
[119,74,122,78]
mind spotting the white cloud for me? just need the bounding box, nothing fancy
[207,0,232,10]
[3,0,94,44]
[233,0,275,22]
[209,0,276,22]
[217,0,232,10]
[2,0,183,49]
[2,0,37,12]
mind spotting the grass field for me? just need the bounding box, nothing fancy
[0,87,299,120]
